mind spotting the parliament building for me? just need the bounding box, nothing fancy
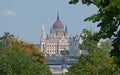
[40,14,69,55]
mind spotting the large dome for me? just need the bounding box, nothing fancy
[53,20,64,29]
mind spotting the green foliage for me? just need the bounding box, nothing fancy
[69,0,79,4]
[69,0,94,5]
[67,29,115,75]
[0,32,14,56]
[0,32,52,75]
[92,0,120,67]
[69,0,120,72]
[60,50,69,56]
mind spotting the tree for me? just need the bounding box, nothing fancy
[0,32,52,75]
[67,29,115,75]
[60,50,69,56]
[69,0,120,70]
[0,32,14,55]
[98,38,113,56]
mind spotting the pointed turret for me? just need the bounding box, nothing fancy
[40,24,46,52]
[57,12,59,21]
[65,25,68,38]
[65,25,68,32]
[41,24,46,41]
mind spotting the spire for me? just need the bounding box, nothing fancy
[65,25,68,32]
[40,24,46,52]
[41,23,46,41]
[65,25,68,37]
[57,12,59,21]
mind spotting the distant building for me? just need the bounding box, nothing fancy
[69,35,83,56]
[97,38,109,48]
[97,38,113,54]
[40,13,69,55]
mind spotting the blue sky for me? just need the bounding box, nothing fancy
[0,0,99,43]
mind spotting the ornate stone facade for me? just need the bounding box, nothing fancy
[40,14,69,55]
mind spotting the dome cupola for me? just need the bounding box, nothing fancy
[53,13,64,29]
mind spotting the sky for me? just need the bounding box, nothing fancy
[0,0,99,43]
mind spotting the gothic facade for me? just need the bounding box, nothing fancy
[40,14,69,55]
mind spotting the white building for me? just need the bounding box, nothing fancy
[40,14,69,56]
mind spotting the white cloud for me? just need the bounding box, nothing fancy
[0,9,16,16]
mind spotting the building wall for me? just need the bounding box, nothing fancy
[45,38,69,55]
[69,35,83,56]
[40,15,69,56]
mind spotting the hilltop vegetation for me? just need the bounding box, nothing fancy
[67,29,116,75]
[67,0,120,74]
[0,32,52,75]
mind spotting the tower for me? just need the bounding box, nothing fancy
[40,13,69,55]
[65,25,68,38]
[40,24,46,52]
[57,12,59,21]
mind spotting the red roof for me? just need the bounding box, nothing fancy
[53,21,64,29]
